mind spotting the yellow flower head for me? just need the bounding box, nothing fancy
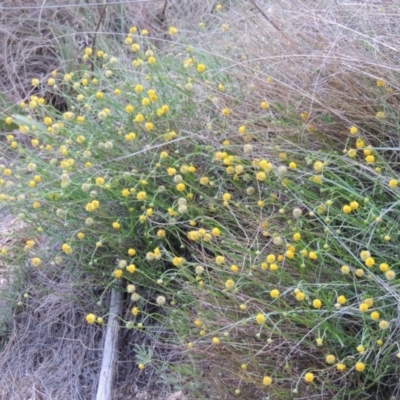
[256,313,265,324]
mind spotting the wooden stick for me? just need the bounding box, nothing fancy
[96,287,122,400]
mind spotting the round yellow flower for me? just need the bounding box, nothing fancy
[85,313,96,324]
[176,183,186,192]
[336,363,346,372]
[370,311,380,320]
[257,171,266,181]
[389,179,398,188]
[350,201,359,210]
[262,376,272,386]
[304,372,314,383]
[256,313,266,324]
[270,289,280,299]
[342,205,352,214]
[113,269,123,278]
[295,291,305,301]
[325,354,336,364]
[313,299,322,309]
[365,257,375,268]
[31,257,41,267]
[212,337,220,345]
[225,279,235,290]
[365,155,375,164]
[349,126,358,135]
[61,243,72,255]
[215,255,225,265]
[172,257,185,267]
[196,64,206,73]
[385,270,396,280]
[355,362,365,372]
[379,320,389,330]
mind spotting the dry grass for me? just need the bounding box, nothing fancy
[0,263,181,400]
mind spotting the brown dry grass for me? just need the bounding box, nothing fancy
[0,262,181,400]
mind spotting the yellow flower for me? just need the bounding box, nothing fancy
[196,64,206,73]
[31,78,40,87]
[359,302,369,312]
[137,191,147,201]
[376,79,386,87]
[313,161,324,171]
[365,257,375,268]
[157,229,166,239]
[336,363,346,372]
[365,155,375,164]
[355,362,365,372]
[342,205,352,214]
[337,295,346,305]
[376,111,385,119]
[126,264,136,273]
[309,251,317,260]
[341,265,350,274]
[131,307,139,316]
[61,243,72,255]
[85,313,96,324]
[349,126,358,135]
[357,344,365,354]
[169,26,178,35]
[295,291,305,301]
[350,201,359,210]
[176,183,186,192]
[364,298,374,307]
[270,289,280,299]
[379,320,389,330]
[379,262,389,272]
[212,337,220,345]
[325,354,336,364]
[172,257,185,267]
[125,104,134,113]
[300,111,309,121]
[256,171,266,181]
[113,269,123,278]
[355,269,364,277]
[225,279,235,290]
[360,250,371,260]
[222,193,231,201]
[262,376,272,386]
[31,257,41,267]
[348,148,357,158]
[215,255,225,265]
[256,313,265,324]
[313,299,322,309]
[112,222,121,229]
[389,179,398,188]
[370,311,380,320]
[385,270,396,280]
[221,108,230,116]
[260,101,269,109]
[304,372,314,383]
[230,264,239,273]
